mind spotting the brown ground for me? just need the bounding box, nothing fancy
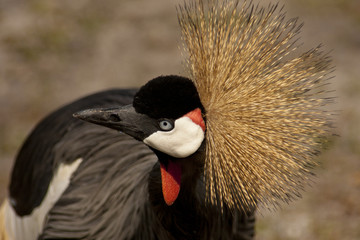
[0,0,359,239]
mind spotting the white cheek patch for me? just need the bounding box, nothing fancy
[144,116,204,158]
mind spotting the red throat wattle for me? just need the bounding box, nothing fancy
[160,161,181,205]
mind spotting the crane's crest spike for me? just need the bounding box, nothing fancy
[177,0,333,212]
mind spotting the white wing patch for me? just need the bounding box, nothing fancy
[144,116,204,158]
[2,158,82,240]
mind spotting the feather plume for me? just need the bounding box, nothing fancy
[177,0,333,212]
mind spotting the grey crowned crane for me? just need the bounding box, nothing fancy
[0,1,333,239]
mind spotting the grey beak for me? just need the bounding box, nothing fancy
[73,105,152,141]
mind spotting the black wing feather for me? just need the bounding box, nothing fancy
[9,89,137,216]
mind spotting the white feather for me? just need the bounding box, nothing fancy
[144,116,204,158]
[2,158,82,240]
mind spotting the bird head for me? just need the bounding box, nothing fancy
[74,75,206,206]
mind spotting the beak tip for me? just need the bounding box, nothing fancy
[73,110,91,120]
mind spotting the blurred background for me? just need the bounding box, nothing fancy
[0,0,359,239]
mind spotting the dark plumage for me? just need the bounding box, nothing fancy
[133,75,204,119]
[9,89,137,217]
[4,78,255,240]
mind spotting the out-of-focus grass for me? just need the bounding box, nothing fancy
[0,0,182,155]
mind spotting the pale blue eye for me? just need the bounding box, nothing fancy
[159,120,174,131]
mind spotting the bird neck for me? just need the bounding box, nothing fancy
[149,144,205,200]
[147,144,206,238]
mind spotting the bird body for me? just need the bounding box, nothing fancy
[1,84,255,239]
[1,0,333,239]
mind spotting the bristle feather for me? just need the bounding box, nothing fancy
[178,0,333,212]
